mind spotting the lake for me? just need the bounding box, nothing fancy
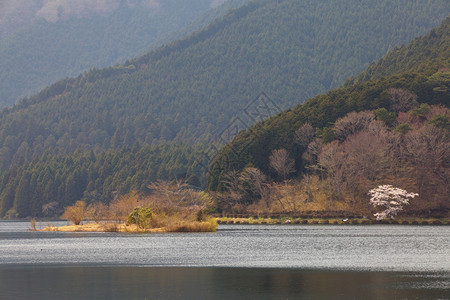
[0,221,449,299]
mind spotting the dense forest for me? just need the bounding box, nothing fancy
[1,1,447,156]
[0,1,448,218]
[208,17,450,217]
[0,0,250,106]
[0,143,204,218]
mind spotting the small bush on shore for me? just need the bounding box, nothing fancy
[61,201,87,225]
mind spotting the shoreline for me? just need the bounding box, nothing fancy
[41,223,166,233]
[40,219,218,233]
[36,217,450,233]
[216,217,450,225]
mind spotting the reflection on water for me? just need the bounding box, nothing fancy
[0,222,449,299]
[0,266,449,300]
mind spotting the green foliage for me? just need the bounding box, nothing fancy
[320,128,335,144]
[375,108,397,127]
[427,71,450,93]
[428,115,450,130]
[409,103,430,118]
[347,16,450,85]
[0,144,203,218]
[394,123,413,135]
[127,207,153,229]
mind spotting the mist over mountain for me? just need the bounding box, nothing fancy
[0,0,249,106]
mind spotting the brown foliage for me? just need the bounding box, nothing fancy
[61,201,87,225]
[87,202,108,223]
[387,88,418,113]
[294,123,315,147]
[109,192,141,222]
[269,148,296,181]
[333,110,375,142]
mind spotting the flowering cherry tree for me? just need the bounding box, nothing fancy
[368,185,418,220]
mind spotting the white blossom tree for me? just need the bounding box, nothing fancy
[368,185,418,220]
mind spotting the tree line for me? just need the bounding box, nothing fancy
[0,143,204,218]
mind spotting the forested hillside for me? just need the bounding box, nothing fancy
[347,17,450,85]
[0,0,449,218]
[0,0,250,106]
[208,17,449,217]
[1,1,448,156]
[0,144,203,218]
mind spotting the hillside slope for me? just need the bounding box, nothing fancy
[1,0,448,162]
[208,16,450,189]
[207,17,449,216]
[347,17,450,85]
[0,0,249,106]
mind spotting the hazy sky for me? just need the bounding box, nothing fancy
[0,0,229,37]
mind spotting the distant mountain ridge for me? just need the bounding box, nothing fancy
[0,0,250,106]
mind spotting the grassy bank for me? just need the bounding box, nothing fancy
[216,217,450,225]
[42,219,218,233]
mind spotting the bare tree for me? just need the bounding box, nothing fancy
[387,88,418,113]
[147,180,208,213]
[401,125,450,204]
[294,123,315,147]
[221,170,241,194]
[333,111,375,142]
[87,202,108,223]
[302,138,322,167]
[269,148,296,181]
[240,167,270,203]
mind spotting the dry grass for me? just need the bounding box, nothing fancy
[41,222,164,233]
[166,219,218,232]
[246,176,372,216]
[41,218,218,233]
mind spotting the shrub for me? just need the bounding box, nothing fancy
[127,207,153,229]
[62,201,87,225]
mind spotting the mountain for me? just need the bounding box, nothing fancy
[209,16,450,186]
[207,17,449,216]
[1,0,448,154]
[346,16,450,85]
[0,0,449,218]
[0,0,250,107]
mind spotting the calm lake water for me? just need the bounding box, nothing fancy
[0,221,449,299]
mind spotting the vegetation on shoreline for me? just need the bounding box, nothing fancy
[216,217,450,226]
[52,181,218,233]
